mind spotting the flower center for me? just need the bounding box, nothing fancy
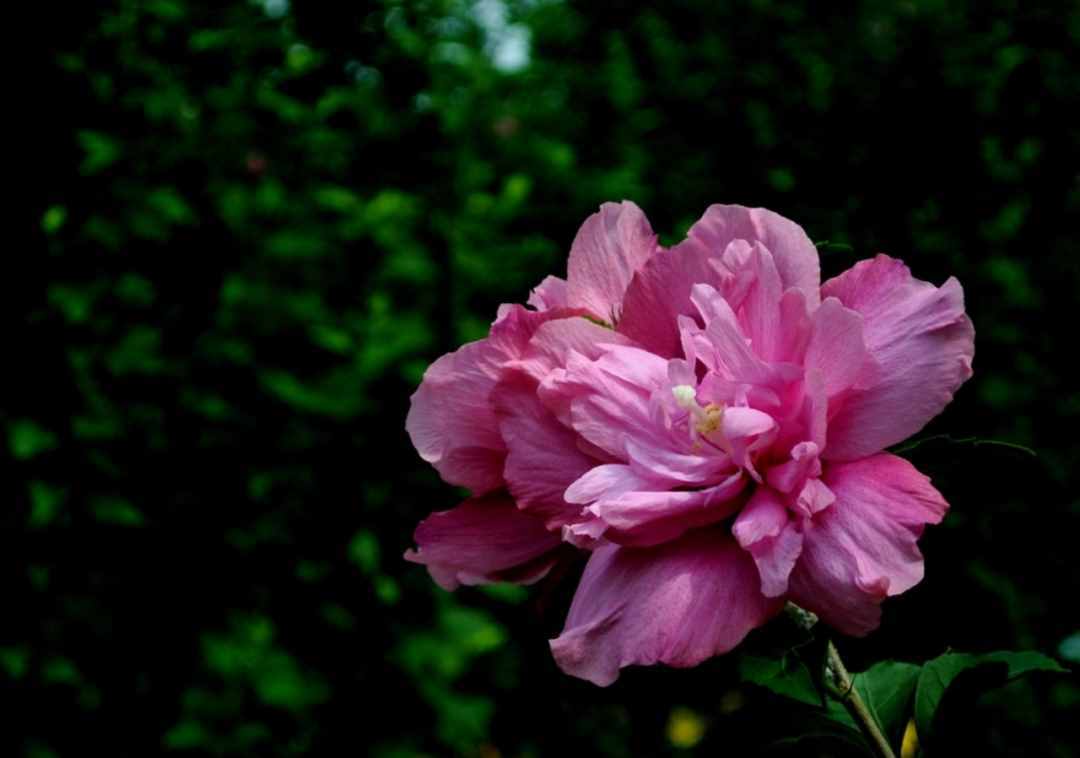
[672,385,725,437]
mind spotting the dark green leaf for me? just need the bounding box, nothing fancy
[852,661,921,748]
[914,651,1066,742]
[739,653,824,707]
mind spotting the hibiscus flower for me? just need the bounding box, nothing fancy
[405,202,974,686]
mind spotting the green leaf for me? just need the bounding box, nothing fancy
[852,661,921,748]
[739,653,824,707]
[914,651,1066,743]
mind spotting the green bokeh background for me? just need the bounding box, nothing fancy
[13,1,1079,755]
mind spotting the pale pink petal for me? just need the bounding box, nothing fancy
[732,488,804,597]
[624,439,734,486]
[765,441,822,494]
[563,346,673,460]
[527,275,568,310]
[804,296,871,400]
[793,477,836,517]
[550,530,783,685]
[566,201,658,324]
[405,494,563,590]
[492,372,598,529]
[564,464,655,505]
[821,255,975,460]
[787,453,949,634]
[678,205,821,307]
[406,304,569,493]
[734,244,785,361]
[512,317,633,383]
[587,472,747,546]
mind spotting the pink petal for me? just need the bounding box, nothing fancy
[732,488,805,597]
[587,472,747,546]
[405,494,563,590]
[678,205,821,307]
[512,317,633,383]
[527,275,569,310]
[563,346,673,460]
[492,372,599,530]
[550,529,783,686]
[821,255,975,460]
[804,296,871,400]
[787,453,949,634]
[566,201,658,324]
[405,304,570,493]
[617,240,730,357]
[565,464,655,504]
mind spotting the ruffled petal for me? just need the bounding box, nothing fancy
[566,201,658,324]
[549,529,782,685]
[821,255,975,460]
[581,471,746,547]
[787,453,949,634]
[405,494,563,590]
[617,242,730,357]
[405,304,571,493]
[492,372,598,529]
[527,275,569,310]
[732,488,804,597]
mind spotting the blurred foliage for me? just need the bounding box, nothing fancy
[11,0,1080,755]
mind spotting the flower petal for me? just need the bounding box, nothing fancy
[821,255,975,460]
[406,304,571,493]
[787,453,949,634]
[566,201,658,324]
[549,529,782,685]
[405,494,563,590]
[732,488,805,597]
[587,472,747,546]
[617,242,730,357]
[527,275,569,310]
[492,372,599,529]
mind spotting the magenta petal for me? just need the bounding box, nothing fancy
[406,304,567,493]
[566,201,659,324]
[804,296,870,400]
[588,472,746,546]
[493,372,598,530]
[787,453,949,634]
[512,317,633,383]
[732,488,804,597]
[679,205,821,305]
[405,494,563,590]
[618,242,730,357]
[527,275,569,310]
[550,530,783,686]
[821,255,975,460]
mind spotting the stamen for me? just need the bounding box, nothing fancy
[672,385,726,440]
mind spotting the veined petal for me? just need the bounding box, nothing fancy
[732,488,805,597]
[821,255,975,460]
[566,201,658,324]
[493,371,599,529]
[587,472,747,546]
[680,205,820,306]
[527,275,569,310]
[787,453,949,634]
[550,530,782,685]
[406,304,575,493]
[406,494,563,590]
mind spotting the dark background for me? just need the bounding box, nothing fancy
[11,0,1079,755]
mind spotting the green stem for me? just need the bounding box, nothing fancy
[824,640,897,758]
[783,604,897,758]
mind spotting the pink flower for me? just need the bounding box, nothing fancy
[405,202,974,686]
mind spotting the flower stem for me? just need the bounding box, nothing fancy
[782,604,897,758]
[824,639,898,758]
